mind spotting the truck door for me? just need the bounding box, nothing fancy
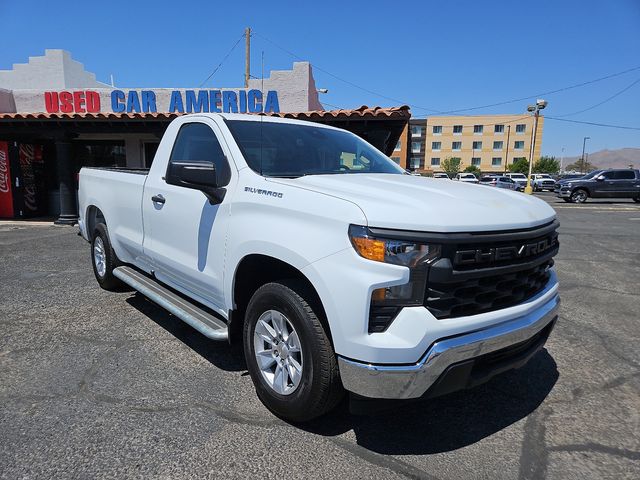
[142,120,234,313]
[592,171,616,197]
[611,170,637,198]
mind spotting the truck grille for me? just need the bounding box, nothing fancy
[425,260,553,318]
[423,221,559,319]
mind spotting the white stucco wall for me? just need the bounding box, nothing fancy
[0,50,110,90]
[0,50,323,114]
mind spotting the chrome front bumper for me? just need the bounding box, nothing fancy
[338,294,559,399]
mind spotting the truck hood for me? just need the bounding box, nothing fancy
[271,174,556,232]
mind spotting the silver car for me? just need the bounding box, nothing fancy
[479,176,518,190]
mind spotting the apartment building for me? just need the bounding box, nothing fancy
[392,114,544,174]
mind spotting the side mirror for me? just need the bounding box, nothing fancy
[168,161,226,204]
[595,175,605,181]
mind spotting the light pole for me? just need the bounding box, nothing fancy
[581,136,590,173]
[524,99,547,194]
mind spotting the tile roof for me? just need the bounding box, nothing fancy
[0,105,410,121]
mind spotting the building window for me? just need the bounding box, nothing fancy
[452,141,462,151]
[410,156,423,169]
[492,157,502,166]
[394,140,401,151]
[474,125,483,134]
[432,125,442,135]
[514,140,525,150]
[411,126,423,137]
[493,141,503,150]
[431,157,440,166]
[516,124,526,134]
[411,142,422,153]
[391,156,400,164]
[453,125,463,134]
[471,157,481,166]
[432,141,441,151]
[494,124,504,134]
[472,141,482,150]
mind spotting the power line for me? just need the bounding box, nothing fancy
[545,116,640,130]
[555,77,640,117]
[254,31,640,117]
[198,33,245,88]
[252,31,442,113]
[432,66,640,114]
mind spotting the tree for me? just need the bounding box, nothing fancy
[463,165,481,177]
[442,157,461,177]
[565,160,598,172]
[533,156,560,174]
[509,157,529,174]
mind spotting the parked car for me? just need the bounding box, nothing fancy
[555,168,640,203]
[432,172,450,179]
[480,176,518,190]
[78,113,560,421]
[505,173,528,190]
[531,174,556,192]
[454,173,479,183]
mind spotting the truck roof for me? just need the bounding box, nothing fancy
[180,112,346,132]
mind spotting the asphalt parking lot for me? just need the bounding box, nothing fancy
[1,192,639,479]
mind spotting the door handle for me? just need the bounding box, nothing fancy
[151,194,166,204]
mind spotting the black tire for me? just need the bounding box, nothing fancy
[91,223,124,291]
[243,281,343,422]
[570,189,588,203]
[634,197,640,203]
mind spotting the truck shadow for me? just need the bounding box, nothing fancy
[301,350,558,455]
[125,292,557,454]
[125,293,247,372]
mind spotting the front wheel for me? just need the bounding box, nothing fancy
[570,189,588,203]
[243,281,343,422]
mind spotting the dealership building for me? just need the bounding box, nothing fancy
[0,50,409,223]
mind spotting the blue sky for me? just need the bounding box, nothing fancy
[1,0,639,157]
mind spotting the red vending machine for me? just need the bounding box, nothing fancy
[0,141,14,218]
[0,141,47,219]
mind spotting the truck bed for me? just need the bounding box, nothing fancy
[83,166,149,175]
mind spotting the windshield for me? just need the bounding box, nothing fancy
[225,120,405,177]
[581,170,604,180]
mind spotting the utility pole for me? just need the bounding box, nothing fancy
[581,136,590,173]
[504,124,511,174]
[524,99,547,194]
[244,27,251,88]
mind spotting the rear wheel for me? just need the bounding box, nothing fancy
[570,189,588,203]
[243,281,343,422]
[91,223,124,291]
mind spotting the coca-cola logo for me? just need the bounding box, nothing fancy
[0,148,9,194]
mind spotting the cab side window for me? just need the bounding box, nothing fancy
[612,170,635,180]
[167,122,231,186]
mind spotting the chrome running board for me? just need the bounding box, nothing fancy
[113,266,228,341]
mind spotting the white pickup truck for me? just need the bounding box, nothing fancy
[78,113,560,421]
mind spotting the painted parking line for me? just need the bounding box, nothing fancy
[551,205,639,211]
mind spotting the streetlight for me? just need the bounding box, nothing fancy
[581,136,590,173]
[524,99,547,194]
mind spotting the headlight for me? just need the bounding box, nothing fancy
[348,225,440,266]
[349,225,441,333]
